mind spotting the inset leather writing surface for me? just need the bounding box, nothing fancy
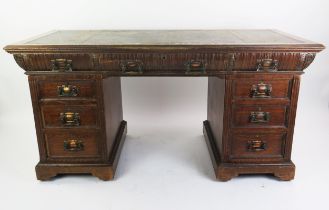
[4,30,324,53]
[7,30,318,45]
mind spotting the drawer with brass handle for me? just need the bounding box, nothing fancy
[51,58,72,72]
[247,140,267,152]
[232,105,288,127]
[249,111,270,123]
[233,78,292,100]
[64,139,84,151]
[60,112,80,126]
[229,132,286,162]
[90,53,225,73]
[256,58,279,72]
[250,82,272,98]
[57,84,78,97]
[44,130,101,159]
[38,80,96,99]
[41,105,98,128]
[120,60,143,74]
[185,60,206,74]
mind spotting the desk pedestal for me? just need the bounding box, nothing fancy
[28,73,299,181]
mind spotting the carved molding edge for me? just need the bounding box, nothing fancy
[12,52,316,72]
[13,54,28,71]
[224,53,235,71]
[297,53,316,71]
[91,53,100,69]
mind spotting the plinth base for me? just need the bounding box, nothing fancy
[36,121,127,181]
[203,120,295,181]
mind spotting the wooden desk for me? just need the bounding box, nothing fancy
[4,30,324,181]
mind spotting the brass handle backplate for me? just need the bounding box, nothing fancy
[249,111,270,123]
[185,60,206,74]
[64,139,84,151]
[256,59,278,71]
[57,84,79,97]
[60,112,80,126]
[247,140,267,152]
[250,82,272,98]
[120,60,143,74]
[51,59,72,71]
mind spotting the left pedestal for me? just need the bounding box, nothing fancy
[28,74,126,181]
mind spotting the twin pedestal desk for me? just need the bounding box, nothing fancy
[4,30,324,181]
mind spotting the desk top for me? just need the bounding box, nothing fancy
[4,30,325,73]
[4,30,324,53]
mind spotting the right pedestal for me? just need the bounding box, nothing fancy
[205,74,300,181]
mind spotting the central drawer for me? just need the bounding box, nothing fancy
[94,53,228,74]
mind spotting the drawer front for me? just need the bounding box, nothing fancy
[233,79,291,99]
[19,52,308,72]
[229,132,286,162]
[41,105,98,128]
[38,80,96,99]
[96,53,226,72]
[45,130,101,159]
[232,105,288,128]
[21,53,227,72]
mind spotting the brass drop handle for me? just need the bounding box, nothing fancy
[60,112,80,126]
[51,58,72,71]
[64,139,84,151]
[120,60,143,74]
[257,59,278,71]
[247,140,267,152]
[249,111,270,123]
[57,84,79,97]
[250,82,272,98]
[185,60,206,73]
